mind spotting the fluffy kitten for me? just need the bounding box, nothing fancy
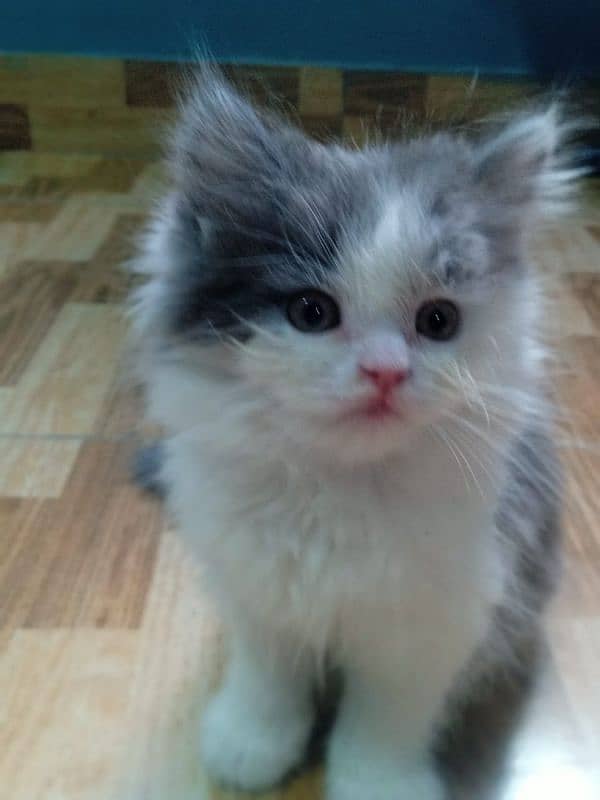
[130,70,579,799]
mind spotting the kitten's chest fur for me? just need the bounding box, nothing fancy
[170,433,507,651]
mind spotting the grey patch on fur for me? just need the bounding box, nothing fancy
[131,441,167,499]
[434,421,562,797]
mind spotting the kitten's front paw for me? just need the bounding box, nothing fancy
[200,687,312,792]
[327,753,445,800]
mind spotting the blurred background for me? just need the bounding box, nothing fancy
[1,4,599,800]
[2,0,600,160]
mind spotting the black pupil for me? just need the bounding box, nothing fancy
[303,299,324,327]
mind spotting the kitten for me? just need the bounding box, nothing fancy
[130,70,579,799]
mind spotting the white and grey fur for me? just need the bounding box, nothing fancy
[130,69,581,800]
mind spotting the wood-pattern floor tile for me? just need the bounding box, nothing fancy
[27,56,125,110]
[553,553,600,621]
[0,439,80,498]
[0,104,31,150]
[19,196,124,261]
[0,629,138,800]
[0,93,598,800]
[29,106,168,158]
[0,152,101,182]
[124,60,182,108]
[548,619,600,756]
[0,442,162,629]
[0,303,125,435]
[299,67,343,117]
[0,221,45,274]
[0,258,76,384]
[94,374,144,436]
[557,335,600,440]
[224,65,300,110]
[564,273,600,327]
[344,71,426,129]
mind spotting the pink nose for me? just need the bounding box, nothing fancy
[359,365,409,393]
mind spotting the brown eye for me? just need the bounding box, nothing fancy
[287,290,341,333]
[416,299,460,341]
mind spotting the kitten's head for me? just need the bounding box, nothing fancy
[132,71,580,464]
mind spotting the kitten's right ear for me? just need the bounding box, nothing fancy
[169,67,315,227]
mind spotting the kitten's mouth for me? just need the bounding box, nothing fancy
[342,394,402,422]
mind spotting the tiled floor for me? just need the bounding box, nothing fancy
[0,83,599,798]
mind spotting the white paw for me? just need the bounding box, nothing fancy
[327,754,445,800]
[200,687,312,792]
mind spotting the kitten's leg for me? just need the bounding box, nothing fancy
[327,633,481,800]
[200,626,314,791]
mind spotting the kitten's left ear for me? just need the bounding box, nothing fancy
[475,105,584,221]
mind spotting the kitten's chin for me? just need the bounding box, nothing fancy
[299,413,421,466]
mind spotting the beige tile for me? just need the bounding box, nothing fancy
[0,629,138,800]
[342,114,371,147]
[29,105,169,158]
[0,439,80,498]
[28,56,125,109]
[115,530,219,799]
[0,54,30,108]
[0,303,125,435]
[426,74,476,119]
[299,67,343,117]
[0,222,45,274]
[18,195,123,261]
[548,618,600,756]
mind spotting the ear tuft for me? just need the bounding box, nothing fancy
[168,66,314,226]
[475,104,587,222]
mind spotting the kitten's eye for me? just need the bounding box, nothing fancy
[287,290,341,333]
[415,299,460,341]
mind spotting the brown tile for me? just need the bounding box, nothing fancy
[344,71,427,128]
[224,64,300,110]
[299,114,343,141]
[0,104,32,150]
[124,60,183,108]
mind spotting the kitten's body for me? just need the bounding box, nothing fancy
[131,71,574,799]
